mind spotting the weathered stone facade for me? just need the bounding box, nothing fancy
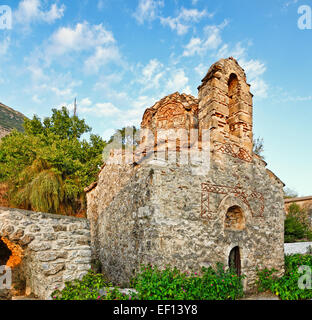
[86,57,285,291]
[0,207,91,299]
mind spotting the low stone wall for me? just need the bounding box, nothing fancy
[284,242,312,255]
[0,207,92,300]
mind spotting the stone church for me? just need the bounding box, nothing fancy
[86,57,285,291]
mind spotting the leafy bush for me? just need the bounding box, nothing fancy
[52,264,245,300]
[51,270,135,300]
[0,107,106,216]
[285,203,312,243]
[130,264,245,300]
[257,254,312,300]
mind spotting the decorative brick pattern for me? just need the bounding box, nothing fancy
[201,183,264,219]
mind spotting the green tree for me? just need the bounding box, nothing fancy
[108,126,139,149]
[0,107,106,216]
[285,203,312,243]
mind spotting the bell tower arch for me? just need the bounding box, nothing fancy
[198,57,253,155]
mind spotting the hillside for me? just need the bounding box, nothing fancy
[0,102,26,139]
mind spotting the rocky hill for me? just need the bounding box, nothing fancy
[0,102,26,139]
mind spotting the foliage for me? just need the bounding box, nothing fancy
[52,270,135,300]
[257,254,312,300]
[285,203,312,243]
[130,264,245,300]
[102,126,140,163]
[253,137,265,159]
[0,107,106,215]
[108,126,139,150]
[52,264,245,301]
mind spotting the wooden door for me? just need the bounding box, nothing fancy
[229,246,241,276]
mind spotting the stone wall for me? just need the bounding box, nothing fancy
[284,242,312,255]
[87,151,285,291]
[0,207,92,299]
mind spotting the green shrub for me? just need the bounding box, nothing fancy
[52,264,245,300]
[257,254,312,300]
[285,203,312,243]
[130,263,245,300]
[51,270,135,300]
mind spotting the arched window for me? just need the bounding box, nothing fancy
[225,205,245,230]
[228,246,241,276]
[228,73,239,135]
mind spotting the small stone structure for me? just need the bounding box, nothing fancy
[0,207,91,299]
[284,242,312,255]
[86,58,286,291]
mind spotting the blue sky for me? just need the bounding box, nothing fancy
[0,0,311,196]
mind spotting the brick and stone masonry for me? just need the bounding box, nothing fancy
[86,57,286,291]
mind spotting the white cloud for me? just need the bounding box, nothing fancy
[183,22,226,56]
[51,86,72,97]
[194,63,206,77]
[284,0,299,7]
[142,59,163,80]
[95,73,123,87]
[32,94,43,103]
[183,37,202,56]
[30,21,122,73]
[133,0,164,24]
[97,0,107,11]
[0,37,10,56]
[46,22,115,58]
[27,64,46,81]
[216,42,246,61]
[160,7,211,35]
[240,59,267,80]
[102,128,116,141]
[166,69,189,92]
[216,43,269,99]
[115,95,159,127]
[84,46,121,74]
[239,59,268,98]
[138,59,165,91]
[80,102,121,117]
[14,0,65,25]
[95,102,120,116]
[249,78,268,99]
[28,72,82,104]
[181,20,268,99]
[80,98,92,107]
